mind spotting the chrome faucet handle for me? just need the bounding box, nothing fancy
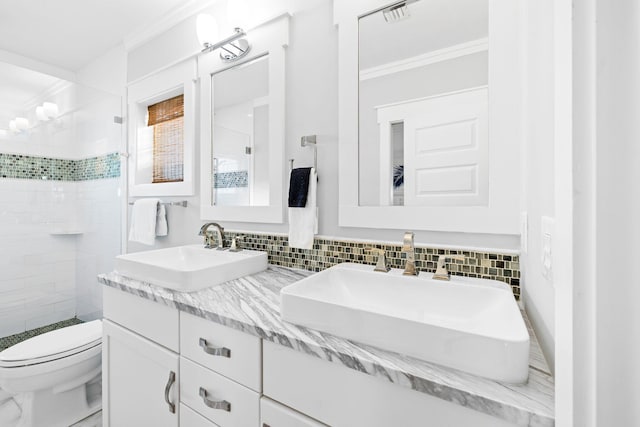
[401,231,418,276]
[229,235,245,252]
[433,254,466,281]
[402,231,415,251]
[366,248,390,272]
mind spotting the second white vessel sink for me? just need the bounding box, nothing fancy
[115,245,268,292]
[280,263,529,383]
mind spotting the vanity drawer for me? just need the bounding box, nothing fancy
[261,397,327,427]
[180,312,261,391]
[180,357,259,427]
[181,403,219,427]
[103,286,179,351]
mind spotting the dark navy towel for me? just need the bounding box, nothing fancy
[288,167,312,207]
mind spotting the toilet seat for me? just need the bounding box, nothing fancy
[0,320,102,368]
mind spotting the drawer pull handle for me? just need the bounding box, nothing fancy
[199,387,231,412]
[164,371,176,414]
[199,338,231,357]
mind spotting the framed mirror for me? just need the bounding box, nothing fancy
[211,55,270,207]
[200,15,289,223]
[336,0,521,234]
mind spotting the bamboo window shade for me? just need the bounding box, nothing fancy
[148,94,184,183]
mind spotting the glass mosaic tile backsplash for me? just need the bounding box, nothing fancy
[0,152,120,181]
[223,232,521,299]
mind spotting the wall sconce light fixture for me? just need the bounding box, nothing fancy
[197,13,251,63]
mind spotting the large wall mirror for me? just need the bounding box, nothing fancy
[200,15,289,223]
[336,0,521,234]
[211,55,270,207]
[359,0,488,207]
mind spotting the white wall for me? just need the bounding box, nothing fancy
[521,0,555,369]
[125,0,518,252]
[77,44,127,98]
[591,0,640,423]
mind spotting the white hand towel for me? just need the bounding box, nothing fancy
[129,199,161,246]
[288,168,318,249]
[156,204,168,236]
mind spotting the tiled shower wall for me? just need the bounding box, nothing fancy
[75,177,121,321]
[0,153,120,337]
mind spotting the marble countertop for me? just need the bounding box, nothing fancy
[98,266,554,426]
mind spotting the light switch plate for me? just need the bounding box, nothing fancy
[520,212,528,253]
[541,216,555,283]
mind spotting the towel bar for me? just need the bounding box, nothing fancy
[128,200,187,207]
[290,135,318,171]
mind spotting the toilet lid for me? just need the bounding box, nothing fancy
[0,320,102,368]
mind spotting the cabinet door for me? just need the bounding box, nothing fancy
[102,320,179,427]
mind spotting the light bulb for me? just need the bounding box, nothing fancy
[15,117,29,130]
[196,14,219,47]
[43,102,59,118]
[36,106,49,121]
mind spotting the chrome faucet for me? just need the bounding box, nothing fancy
[198,223,225,250]
[401,231,418,276]
[432,254,466,281]
[367,248,390,272]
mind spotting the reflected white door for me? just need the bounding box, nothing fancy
[403,87,488,206]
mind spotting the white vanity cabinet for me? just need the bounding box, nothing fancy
[102,287,181,427]
[263,342,518,427]
[102,288,264,427]
[102,286,524,427]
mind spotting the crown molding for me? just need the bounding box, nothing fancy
[360,38,488,81]
[123,0,220,52]
[0,49,76,82]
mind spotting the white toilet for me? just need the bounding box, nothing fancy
[0,320,103,427]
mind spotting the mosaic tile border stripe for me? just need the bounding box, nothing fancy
[214,170,248,188]
[222,232,521,299]
[0,317,83,347]
[0,152,120,181]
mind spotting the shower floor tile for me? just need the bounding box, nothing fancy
[0,318,83,352]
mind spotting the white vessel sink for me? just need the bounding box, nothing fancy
[280,263,529,383]
[115,245,268,292]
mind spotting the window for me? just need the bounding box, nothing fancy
[128,59,195,197]
[147,94,184,183]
